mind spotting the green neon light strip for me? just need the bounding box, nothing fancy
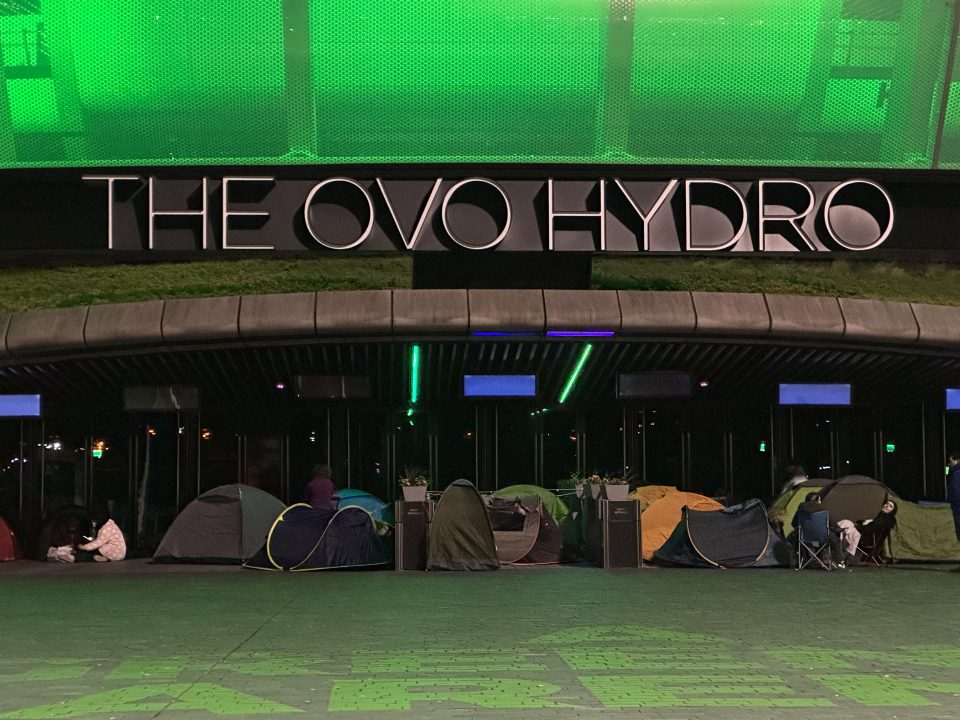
[409,345,421,405]
[558,344,593,404]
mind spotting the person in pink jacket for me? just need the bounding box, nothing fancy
[79,518,126,562]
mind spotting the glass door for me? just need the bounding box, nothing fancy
[128,411,198,552]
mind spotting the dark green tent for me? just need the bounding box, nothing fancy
[427,479,499,571]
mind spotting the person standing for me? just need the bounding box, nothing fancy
[948,453,960,573]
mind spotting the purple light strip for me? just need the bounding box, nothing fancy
[546,331,616,337]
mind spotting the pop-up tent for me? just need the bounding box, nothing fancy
[890,500,960,561]
[335,488,394,525]
[153,484,285,563]
[428,479,499,571]
[244,504,392,571]
[818,475,893,523]
[639,490,724,561]
[655,499,791,568]
[0,516,21,561]
[492,484,575,548]
[487,496,563,565]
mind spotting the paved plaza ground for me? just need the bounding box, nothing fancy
[0,560,958,719]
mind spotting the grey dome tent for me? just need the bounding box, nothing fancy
[243,503,393,571]
[487,495,563,565]
[655,499,791,568]
[153,484,285,564]
[427,479,499,571]
[818,475,893,523]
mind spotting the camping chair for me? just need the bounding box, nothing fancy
[796,510,833,571]
[856,524,894,567]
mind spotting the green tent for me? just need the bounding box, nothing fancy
[770,481,828,530]
[427,480,499,571]
[890,501,960,561]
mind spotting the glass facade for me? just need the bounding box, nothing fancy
[0,1,958,168]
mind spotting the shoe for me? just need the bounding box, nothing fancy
[836,561,846,569]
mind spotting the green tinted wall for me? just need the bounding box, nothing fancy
[0,0,958,168]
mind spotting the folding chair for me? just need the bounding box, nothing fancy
[796,510,833,570]
[856,525,893,567]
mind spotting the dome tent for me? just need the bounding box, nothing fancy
[0,515,21,561]
[153,484,285,564]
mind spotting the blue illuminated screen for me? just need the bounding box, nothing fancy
[946,389,960,411]
[464,375,537,397]
[0,394,41,417]
[778,384,851,406]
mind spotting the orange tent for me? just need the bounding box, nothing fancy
[628,485,676,511]
[640,491,724,560]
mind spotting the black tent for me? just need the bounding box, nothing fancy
[655,499,790,568]
[154,484,285,564]
[487,496,563,565]
[819,475,893,523]
[427,479,499,571]
[244,504,392,571]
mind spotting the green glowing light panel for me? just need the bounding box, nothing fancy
[0,0,958,169]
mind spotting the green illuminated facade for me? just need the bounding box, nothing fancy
[0,1,958,168]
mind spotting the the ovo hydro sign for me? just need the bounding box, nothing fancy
[82,174,895,254]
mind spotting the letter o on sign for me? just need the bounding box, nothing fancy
[303,178,375,250]
[823,179,894,251]
[441,178,512,250]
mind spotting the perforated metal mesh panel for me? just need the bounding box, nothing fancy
[0,0,957,168]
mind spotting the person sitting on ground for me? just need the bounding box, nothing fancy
[77,516,126,562]
[47,515,83,562]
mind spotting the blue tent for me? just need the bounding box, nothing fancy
[335,488,394,525]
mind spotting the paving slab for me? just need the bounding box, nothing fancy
[0,561,958,719]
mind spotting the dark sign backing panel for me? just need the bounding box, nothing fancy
[618,372,692,399]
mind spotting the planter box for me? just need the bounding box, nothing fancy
[602,484,631,501]
[401,485,428,502]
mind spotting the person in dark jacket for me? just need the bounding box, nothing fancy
[792,492,844,567]
[948,453,960,572]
